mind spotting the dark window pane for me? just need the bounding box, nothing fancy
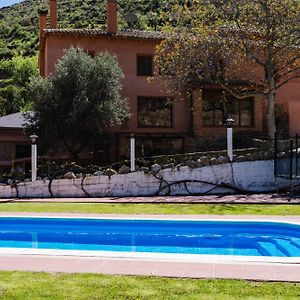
[138,97,172,127]
[240,99,253,126]
[137,56,153,76]
[227,99,239,126]
[202,89,254,127]
[202,99,214,126]
[214,100,225,126]
[136,138,183,156]
[15,145,31,159]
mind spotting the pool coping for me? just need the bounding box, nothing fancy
[0,213,300,281]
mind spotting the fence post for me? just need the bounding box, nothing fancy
[30,134,38,182]
[290,138,293,180]
[130,133,135,172]
[296,134,299,177]
[274,131,278,177]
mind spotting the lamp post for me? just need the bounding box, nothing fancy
[130,133,135,172]
[225,117,234,161]
[30,134,38,182]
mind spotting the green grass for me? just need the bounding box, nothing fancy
[0,206,298,298]
[0,271,298,300]
[0,202,299,215]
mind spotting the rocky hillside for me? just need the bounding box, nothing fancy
[0,0,173,59]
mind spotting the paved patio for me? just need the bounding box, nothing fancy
[0,254,299,282]
[0,193,300,204]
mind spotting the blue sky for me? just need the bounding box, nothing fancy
[0,0,23,8]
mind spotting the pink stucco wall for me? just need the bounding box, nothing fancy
[42,32,300,138]
[44,34,191,136]
[277,78,300,134]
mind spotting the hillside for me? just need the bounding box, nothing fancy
[0,0,173,116]
[0,0,173,59]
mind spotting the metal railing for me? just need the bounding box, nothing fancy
[274,133,300,179]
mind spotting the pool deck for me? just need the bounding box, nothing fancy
[1,193,300,204]
[0,194,300,281]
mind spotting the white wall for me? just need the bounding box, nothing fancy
[0,160,298,198]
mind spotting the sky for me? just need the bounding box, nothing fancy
[0,0,24,8]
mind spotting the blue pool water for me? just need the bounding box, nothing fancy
[0,217,300,257]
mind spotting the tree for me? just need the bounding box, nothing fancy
[26,47,130,161]
[156,0,300,138]
[0,56,38,115]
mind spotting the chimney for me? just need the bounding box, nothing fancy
[107,0,117,33]
[38,8,48,38]
[50,0,57,29]
[38,9,48,77]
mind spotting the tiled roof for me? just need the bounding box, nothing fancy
[44,29,166,40]
[0,112,32,129]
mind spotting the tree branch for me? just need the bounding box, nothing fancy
[276,75,300,89]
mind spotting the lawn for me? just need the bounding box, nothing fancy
[0,202,299,215]
[0,202,299,299]
[0,271,299,300]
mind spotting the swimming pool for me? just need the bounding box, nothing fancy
[0,216,300,259]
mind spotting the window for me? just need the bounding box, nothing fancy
[84,50,95,58]
[138,96,172,127]
[136,137,183,156]
[202,89,254,127]
[15,145,31,159]
[137,55,153,76]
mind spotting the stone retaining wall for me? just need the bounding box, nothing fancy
[0,159,298,198]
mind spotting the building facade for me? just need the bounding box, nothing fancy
[0,112,31,176]
[38,0,300,163]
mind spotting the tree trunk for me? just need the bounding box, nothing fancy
[266,83,276,139]
[63,140,80,162]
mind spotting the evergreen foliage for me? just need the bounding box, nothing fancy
[26,47,130,160]
[0,0,173,58]
[0,56,38,115]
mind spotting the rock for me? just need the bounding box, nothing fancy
[185,160,196,168]
[232,154,237,162]
[253,152,261,160]
[236,155,246,162]
[56,175,64,179]
[195,160,204,168]
[24,178,31,182]
[151,163,161,173]
[118,165,131,174]
[76,173,83,178]
[36,177,42,181]
[217,156,229,164]
[64,172,76,179]
[210,157,218,165]
[140,166,149,173]
[93,171,103,176]
[199,156,210,166]
[43,177,50,181]
[163,163,174,169]
[175,163,185,169]
[103,168,118,177]
[7,179,17,186]
[266,150,274,159]
[245,153,254,161]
